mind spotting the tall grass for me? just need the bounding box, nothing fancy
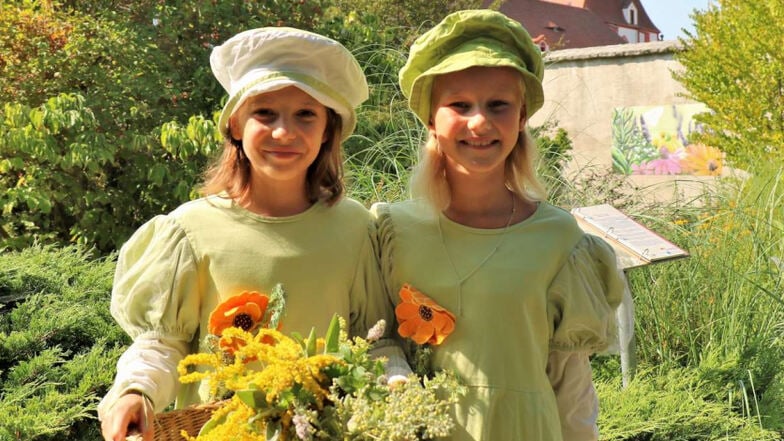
[344,43,422,204]
[590,164,784,439]
[629,166,783,365]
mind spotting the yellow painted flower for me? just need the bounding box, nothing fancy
[680,143,724,176]
[395,284,456,345]
[652,131,683,153]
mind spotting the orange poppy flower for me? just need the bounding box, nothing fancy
[395,284,455,345]
[208,291,270,336]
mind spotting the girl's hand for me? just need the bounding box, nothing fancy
[100,392,154,441]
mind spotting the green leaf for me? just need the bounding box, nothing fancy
[612,147,632,175]
[198,412,227,436]
[305,327,317,357]
[290,331,306,351]
[324,313,340,354]
[235,389,269,410]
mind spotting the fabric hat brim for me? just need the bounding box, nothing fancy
[211,27,367,142]
[399,10,545,125]
[408,40,544,125]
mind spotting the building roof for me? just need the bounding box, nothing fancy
[489,0,661,49]
[584,0,659,33]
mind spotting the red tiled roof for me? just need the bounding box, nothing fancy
[584,0,660,33]
[491,0,628,49]
[537,0,587,7]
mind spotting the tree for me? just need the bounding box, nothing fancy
[674,0,784,169]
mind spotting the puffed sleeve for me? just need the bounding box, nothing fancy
[100,215,202,414]
[369,202,395,305]
[547,234,624,353]
[348,217,392,339]
[368,202,413,379]
[110,215,201,342]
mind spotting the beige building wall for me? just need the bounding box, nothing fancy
[531,40,725,203]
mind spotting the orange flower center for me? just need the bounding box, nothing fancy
[418,305,433,321]
[233,313,255,331]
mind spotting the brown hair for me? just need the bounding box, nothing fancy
[199,108,344,205]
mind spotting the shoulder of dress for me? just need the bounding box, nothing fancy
[386,199,434,222]
[328,197,373,226]
[536,202,581,231]
[168,196,222,218]
[333,196,370,214]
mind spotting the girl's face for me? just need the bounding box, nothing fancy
[429,66,526,178]
[230,86,328,186]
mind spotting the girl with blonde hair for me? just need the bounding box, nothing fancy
[373,10,624,441]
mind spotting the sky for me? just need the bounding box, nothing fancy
[640,0,715,41]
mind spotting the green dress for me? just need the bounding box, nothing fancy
[109,195,388,408]
[372,200,624,441]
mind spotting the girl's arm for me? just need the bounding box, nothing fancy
[547,350,599,441]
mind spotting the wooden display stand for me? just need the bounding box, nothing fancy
[571,204,689,387]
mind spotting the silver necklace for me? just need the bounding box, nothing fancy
[437,193,516,316]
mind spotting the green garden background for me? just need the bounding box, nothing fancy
[1,0,783,439]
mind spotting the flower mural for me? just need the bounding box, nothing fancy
[611,104,726,176]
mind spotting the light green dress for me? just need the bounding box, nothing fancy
[110,195,388,408]
[372,200,624,441]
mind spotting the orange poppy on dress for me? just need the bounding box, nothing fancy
[395,284,455,345]
[208,291,270,336]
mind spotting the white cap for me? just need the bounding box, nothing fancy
[210,27,368,141]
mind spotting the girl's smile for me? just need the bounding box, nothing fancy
[429,66,526,176]
[230,86,328,185]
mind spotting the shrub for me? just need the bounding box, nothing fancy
[0,94,221,252]
[0,245,126,441]
[674,0,784,168]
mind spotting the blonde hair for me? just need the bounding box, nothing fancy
[199,108,344,205]
[409,129,547,211]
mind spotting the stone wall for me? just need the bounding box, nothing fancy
[530,40,724,202]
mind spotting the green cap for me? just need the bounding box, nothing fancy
[399,9,545,125]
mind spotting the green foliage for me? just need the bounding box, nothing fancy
[530,120,574,199]
[330,0,483,46]
[597,363,782,440]
[0,2,184,132]
[592,164,784,437]
[628,166,784,368]
[0,2,225,252]
[0,94,220,252]
[674,0,784,168]
[0,245,126,441]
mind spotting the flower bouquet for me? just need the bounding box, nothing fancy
[173,284,462,441]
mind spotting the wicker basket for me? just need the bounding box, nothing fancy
[126,402,221,441]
